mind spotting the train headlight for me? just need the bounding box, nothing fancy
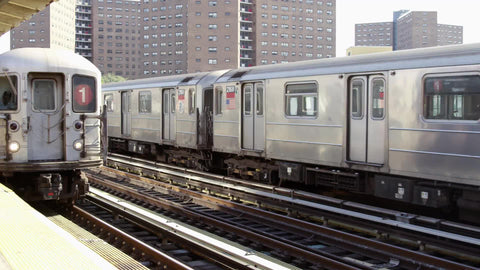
[73,140,83,151]
[8,141,20,153]
[8,121,20,132]
[74,120,83,131]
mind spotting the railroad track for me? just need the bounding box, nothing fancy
[76,154,480,269]
[68,191,296,270]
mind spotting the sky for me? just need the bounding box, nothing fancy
[0,0,479,56]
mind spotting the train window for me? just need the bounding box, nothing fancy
[33,79,56,111]
[104,94,114,112]
[244,85,252,116]
[138,91,152,113]
[163,91,169,114]
[351,79,364,118]
[171,93,175,113]
[424,75,480,120]
[73,75,97,113]
[371,78,385,119]
[285,83,317,117]
[256,84,264,116]
[0,76,17,111]
[188,88,196,114]
[215,86,223,115]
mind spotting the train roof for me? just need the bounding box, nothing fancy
[102,43,480,91]
[217,43,480,82]
[103,70,229,92]
[0,48,100,78]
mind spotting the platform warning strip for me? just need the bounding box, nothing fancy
[0,184,146,270]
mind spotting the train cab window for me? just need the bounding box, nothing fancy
[188,88,196,114]
[0,76,17,111]
[138,91,152,113]
[215,86,223,115]
[73,75,97,113]
[424,75,480,120]
[371,78,385,119]
[33,79,56,111]
[285,82,317,117]
[104,94,114,112]
[351,79,364,118]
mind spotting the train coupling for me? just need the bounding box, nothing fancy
[36,173,63,200]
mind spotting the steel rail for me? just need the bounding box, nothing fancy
[87,167,479,269]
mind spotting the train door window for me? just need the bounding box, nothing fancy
[163,91,169,114]
[243,84,252,116]
[0,75,17,111]
[170,92,175,113]
[351,79,364,118]
[215,86,223,115]
[424,75,480,120]
[33,79,56,111]
[204,88,213,113]
[138,91,152,113]
[285,82,317,117]
[73,75,97,113]
[256,84,264,116]
[104,94,114,112]
[371,78,385,119]
[188,88,196,114]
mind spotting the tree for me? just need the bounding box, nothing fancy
[102,73,127,84]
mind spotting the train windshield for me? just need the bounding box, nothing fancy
[0,75,17,111]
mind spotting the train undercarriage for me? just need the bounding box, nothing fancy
[1,170,89,202]
[109,137,480,224]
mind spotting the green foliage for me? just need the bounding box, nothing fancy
[102,73,127,84]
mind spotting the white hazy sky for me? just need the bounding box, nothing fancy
[1,0,479,56]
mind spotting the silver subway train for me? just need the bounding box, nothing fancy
[103,44,480,219]
[0,48,105,201]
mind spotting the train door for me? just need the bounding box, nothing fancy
[348,75,386,164]
[242,82,265,151]
[121,91,131,136]
[162,88,176,140]
[28,74,64,161]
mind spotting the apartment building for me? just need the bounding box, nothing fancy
[355,10,462,50]
[101,0,336,79]
[12,0,336,79]
[10,0,76,50]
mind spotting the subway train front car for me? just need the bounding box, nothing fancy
[0,48,104,201]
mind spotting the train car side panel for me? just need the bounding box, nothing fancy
[265,75,345,167]
[388,65,480,186]
[212,82,240,154]
[176,86,198,149]
[130,88,162,145]
[104,90,122,141]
